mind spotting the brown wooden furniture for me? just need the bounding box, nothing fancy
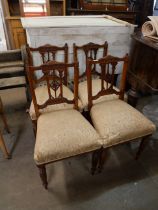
[26,43,78,125]
[73,42,108,80]
[73,42,120,112]
[19,0,66,17]
[0,97,10,159]
[27,43,68,75]
[79,0,128,11]
[26,44,68,85]
[128,32,158,107]
[67,0,137,24]
[86,55,156,173]
[27,60,102,189]
[1,0,66,49]
[68,8,137,24]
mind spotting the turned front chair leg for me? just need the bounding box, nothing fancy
[1,113,10,133]
[135,135,151,160]
[91,149,100,175]
[32,120,37,138]
[98,148,107,173]
[37,165,48,189]
[0,132,10,159]
[0,97,10,133]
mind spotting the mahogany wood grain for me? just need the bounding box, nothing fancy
[87,54,129,110]
[128,32,158,107]
[79,0,128,11]
[27,61,79,119]
[73,42,108,81]
[26,44,68,85]
[0,97,11,159]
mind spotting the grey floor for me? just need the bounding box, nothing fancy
[0,88,158,210]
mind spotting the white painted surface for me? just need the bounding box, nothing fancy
[0,1,7,51]
[22,15,135,78]
[21,15,125,28]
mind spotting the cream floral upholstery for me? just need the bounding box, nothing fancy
[78,79,126,111]
[29,85,84,120]
[34,109,102,165]
[90,99,156,148]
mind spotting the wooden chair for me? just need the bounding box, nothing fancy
[0,97,10,159]
[26,44,83,127]
[87,55,156,173]
[27,60,102,189]
[73,42,121,112]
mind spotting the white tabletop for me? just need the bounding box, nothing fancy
[21,15,132,29]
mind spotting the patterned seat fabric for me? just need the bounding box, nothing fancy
[34,109,102,165]
[29,85,84,120]
[90,99,156,148]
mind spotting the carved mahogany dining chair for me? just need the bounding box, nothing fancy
[73,42,123,112]
[0,97,10,159]
[27,60,102,189]
[26,44,83,126]
[86,55,156,173]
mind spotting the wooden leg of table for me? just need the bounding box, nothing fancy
[0,97,10,133]
[98,148,108,173]
[37,165,48,189]
[91,149,100,175]
[0,132,10,159]
[1,113,10,133]
[128,87,139,107]
[135,135,150,160]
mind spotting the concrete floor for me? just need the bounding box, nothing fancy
[0,88,158,210]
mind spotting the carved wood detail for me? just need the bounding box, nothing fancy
[26,44,68,85]
[73,42,108,81]
[87,54,129,110]
[27,60,79,119]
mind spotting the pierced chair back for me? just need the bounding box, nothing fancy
[26,44,68,85]
[87,54,129,110]
[27,61,79,119]
[73,42,108,81]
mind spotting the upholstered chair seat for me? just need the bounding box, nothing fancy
[90,99,156,148]
[29,85,84,120]
[34,109,102,165]
[78,78,126,111]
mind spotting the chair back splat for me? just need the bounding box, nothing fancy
[73,42,108,81]
[28,61,79,119]
[87,54,129,110]
[26,44,68,85]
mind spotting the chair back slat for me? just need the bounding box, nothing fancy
[28,61,79,119]
[73,42,108,80]
[26,44,68,85]
[87,54,129,110]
